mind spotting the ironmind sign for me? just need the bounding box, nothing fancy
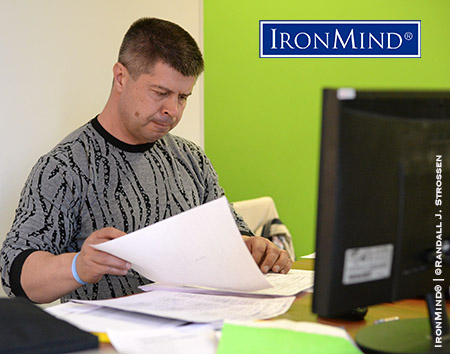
[259,21,421,58]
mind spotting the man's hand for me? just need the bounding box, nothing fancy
[21,227,131,303]
[242,236,292,274]
[76,227,131,284]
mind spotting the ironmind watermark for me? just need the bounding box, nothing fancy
[434,155,445,348]
[259,21,421,58]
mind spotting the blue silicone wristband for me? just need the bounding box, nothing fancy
[71,253,88,285]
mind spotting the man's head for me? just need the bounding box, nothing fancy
[99,18,203,145]
[118,17,204,80]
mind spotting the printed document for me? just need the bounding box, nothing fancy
[140,269,314,297]
[45,301,186,333]
[74,290,295,323]
[93,197,271,292]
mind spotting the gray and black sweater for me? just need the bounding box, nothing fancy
[1,117,252,302]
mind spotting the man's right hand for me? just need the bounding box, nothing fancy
[76,227,131,284]
[21,227,130,304]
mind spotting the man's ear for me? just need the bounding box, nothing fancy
[112,62,129,93]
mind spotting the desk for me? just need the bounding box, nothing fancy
[280,259,448,340]
[99,259,448,351]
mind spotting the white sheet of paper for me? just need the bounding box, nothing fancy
[253,269,314,295]
[92,197,271,292]
[74,290,295,323]
[301,252,316,259]
[107,324,218,354]
[140,269,314,297]
[45,302,186,333]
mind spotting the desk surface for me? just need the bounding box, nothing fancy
[99,259,448,351]
[282,259,446,339]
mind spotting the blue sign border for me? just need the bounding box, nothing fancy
[260,20,421,58]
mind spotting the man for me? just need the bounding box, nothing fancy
[0,18,292,304]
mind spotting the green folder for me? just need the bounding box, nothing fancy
[217,322,362,354]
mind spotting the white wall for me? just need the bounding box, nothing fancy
[0,0,203,298]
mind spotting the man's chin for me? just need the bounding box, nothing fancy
[144,130,170,143]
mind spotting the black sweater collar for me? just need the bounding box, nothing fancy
[91,116,155,153]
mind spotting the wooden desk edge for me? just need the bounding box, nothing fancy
[286,259,449,338]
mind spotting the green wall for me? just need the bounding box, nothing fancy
[203,1,450,258]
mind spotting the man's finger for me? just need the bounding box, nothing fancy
[269,250,292,274]
[245,237,268,266]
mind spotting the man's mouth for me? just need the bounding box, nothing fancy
[152,117,175,128]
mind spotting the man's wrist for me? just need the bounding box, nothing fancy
[71,253,88,285]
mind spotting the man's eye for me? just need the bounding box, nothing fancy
[153,90,168,97]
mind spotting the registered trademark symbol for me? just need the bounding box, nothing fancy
[404,32,413,40]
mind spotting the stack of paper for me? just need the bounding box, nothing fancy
[140,268,314,297]
[45,302,187,334]
[48,197,316,353]
[77,197,312,323]
[74,290,296,323]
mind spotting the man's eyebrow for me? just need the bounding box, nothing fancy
[150,85,192,96]
[150,84,171,92]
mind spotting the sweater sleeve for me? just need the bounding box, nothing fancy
[1,154,80,297]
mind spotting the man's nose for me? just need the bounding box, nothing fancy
[162,95,179,118]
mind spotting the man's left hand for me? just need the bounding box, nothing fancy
[242,236,292,274]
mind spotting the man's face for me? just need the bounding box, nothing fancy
[115,61,196,144]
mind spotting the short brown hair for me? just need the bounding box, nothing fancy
[118,18,204,79]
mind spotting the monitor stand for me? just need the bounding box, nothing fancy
[355,294,450,353]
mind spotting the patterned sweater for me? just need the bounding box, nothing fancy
[1,117,252,301]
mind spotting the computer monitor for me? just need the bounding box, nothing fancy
[313,88,450,353]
